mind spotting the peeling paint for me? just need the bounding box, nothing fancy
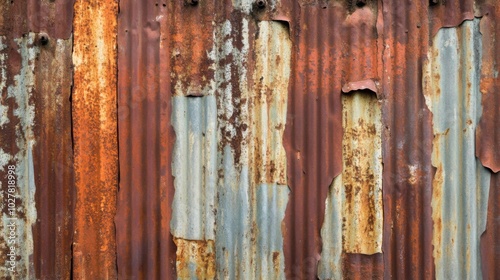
[0,33,39,279]
[423,18,491,280]
[319,89,382,278]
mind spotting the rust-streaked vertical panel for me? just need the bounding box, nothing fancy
[379,0,435,278]
[476,3,500,173]
[479,3,500,278]
[32,36,74,280]
[284,1,381,278]
[116,0,177,278]
[72,0,118,278]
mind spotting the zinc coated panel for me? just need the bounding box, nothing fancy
[424,18,490,279]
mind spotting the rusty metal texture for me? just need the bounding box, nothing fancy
[115,0,177,278]
[0,0,74,39]
[476,3,500,173]
[0,1,75,279]
[32,36,74,280]
[281,2,381,278]
[1,0,500,279]
[72,0,118,278]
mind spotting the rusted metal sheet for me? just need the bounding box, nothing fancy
[423,18,491,279]
[72,0,118,278]
[0,0,499,278]
[283,2,381,278]
[115,0,177,278]
[32,36,74,280]
[380,0,434,278]
[0,2,75,280]
[0,0,74,39]
[476,3,500,173]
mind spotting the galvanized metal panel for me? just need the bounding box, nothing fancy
[423,18,490,279]
[72,0,118,278]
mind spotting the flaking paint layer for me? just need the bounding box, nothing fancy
[424,18,490,280]
[318,90,382,278]
[0,34,39,279]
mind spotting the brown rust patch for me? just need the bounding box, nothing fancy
[72,0,118,278]
[174,238,216,280]
[341,90,383,255]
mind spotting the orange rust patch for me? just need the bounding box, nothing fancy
[72,0,118,278]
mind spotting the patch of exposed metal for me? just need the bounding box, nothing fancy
[72,0,118,278]
[170,18,291,279]
[318,89,382,278]
[0,33,40,279]
[0,33,39,279]
[423,18,491,279]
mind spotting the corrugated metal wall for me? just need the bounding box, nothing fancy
[0,0,499,279]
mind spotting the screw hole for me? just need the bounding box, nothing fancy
[356,0,366,7]
[39,34,49,46]
[188,0,199,5]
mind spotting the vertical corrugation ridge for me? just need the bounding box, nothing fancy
[32,37,74,280]
[0,0,74,39]
[72,0,118,278]
[116,0,176,278]
[381,0,434,279]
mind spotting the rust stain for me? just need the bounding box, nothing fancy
[250,20,291,186]
[476,3,500,173]
[32,36,74,280]
[341,90,383,255]
[72,0,118,278]
[171,0,216,97]
[174,238,216,280]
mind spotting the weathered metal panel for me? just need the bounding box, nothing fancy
[32,36,74,280]
[115,0,177,278]
[283,2,382,278]
[318,90,383,279]
[0,0,74,39]
[0,0,498,278]
[0,33,39,280]
[423,18,490,279]
[0,2,75,279]
[72,0,118,278]
[476,3,500,173]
